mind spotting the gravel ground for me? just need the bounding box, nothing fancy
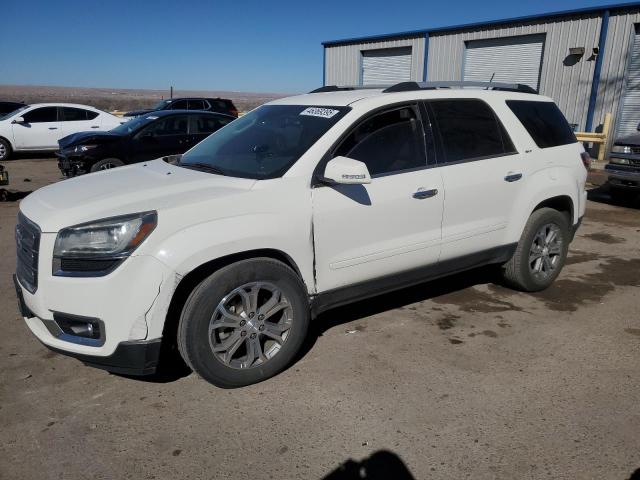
[0,158,639,480]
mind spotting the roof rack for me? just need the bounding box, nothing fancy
[383,81,538,94]
[310,81,537,95]
[308,85,390,93]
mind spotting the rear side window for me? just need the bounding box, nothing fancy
[506,100,576,148]
[190,115,231,134]
[169,99,189,110]
[428,99,516,163]
[23,107,58,123]
[335,105,427,176]
[61,107,88,121]
[188,100,206,110]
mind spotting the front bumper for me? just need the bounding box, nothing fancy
[56,152,90,177]
[15,231,178,374]
[605,163,640,190]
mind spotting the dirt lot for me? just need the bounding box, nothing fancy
[0,158,639,480]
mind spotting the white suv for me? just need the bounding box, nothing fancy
[14,82,589,388]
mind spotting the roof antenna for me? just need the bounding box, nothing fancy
[486,73,495,89]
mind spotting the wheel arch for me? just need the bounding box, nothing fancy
[161,248,305,348]
[531,195,574,225]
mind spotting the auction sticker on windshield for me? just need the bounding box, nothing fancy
[300,107,340,119]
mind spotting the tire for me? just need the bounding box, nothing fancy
[90,158,124,172]
[502,207,570,292]
[177,258,309,388]
[0,138,12,161]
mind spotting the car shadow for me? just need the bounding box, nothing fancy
[587,184,640,209]
[321,450,415,479]
[296,265,499,363]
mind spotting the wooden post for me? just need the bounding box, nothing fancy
[598,112,612,161]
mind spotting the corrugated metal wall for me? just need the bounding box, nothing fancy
[324,36,425,86]
[427,14,602,130]
[324,8,640,146]
[594,9,640,140]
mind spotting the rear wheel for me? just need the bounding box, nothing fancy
[177,258,309,388]
[0,138,12,161]
[502,208,570,292]
[90,158,124,172]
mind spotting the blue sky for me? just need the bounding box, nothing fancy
[1,0,614,93]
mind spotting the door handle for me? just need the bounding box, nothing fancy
[48,127,58,130]
[413,188,438,199]
[91,126,99,129]
[504,173,522,182]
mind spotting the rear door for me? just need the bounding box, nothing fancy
[59,107,99,137]
[189,114,232,145]
[312,103,444,292]
[425,99,524,260]
[12,106,61,149]
[129,115,190,162]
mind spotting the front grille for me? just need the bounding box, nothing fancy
[15,213,41,294]
[630,147,640,155]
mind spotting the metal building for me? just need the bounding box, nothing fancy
[322,2,640,151]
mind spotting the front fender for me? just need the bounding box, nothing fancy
[149,212,315,293]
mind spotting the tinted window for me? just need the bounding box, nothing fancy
[23,107,58,123]
[507,100,577,148]
[429,99,515,163]
[188,100,206,110]
[180,105,349,179]
[142,116,189,136]
[169,100,189,110]
[86,110,99,120]
[335,106,427,176]
[210,99,227,111]
[191,115,231,134]
[61,107,88,121]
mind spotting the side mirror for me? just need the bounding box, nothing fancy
[12,116,25,124]
[322,156,371,185]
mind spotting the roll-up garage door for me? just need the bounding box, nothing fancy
[463,35,545,91]
[615,25,640,139]
[361,47,412,85]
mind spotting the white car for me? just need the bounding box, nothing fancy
[0,103,125,161]
[14,82,589,388]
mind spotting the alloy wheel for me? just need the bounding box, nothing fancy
[529,223,563,280]
[208,282,293,369]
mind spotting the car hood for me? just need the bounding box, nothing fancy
[19,159,257,232]
[124,109,154,117]
[615,132,640,147]
[58,131,123,149]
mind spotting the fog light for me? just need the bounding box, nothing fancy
[53,313,102,340]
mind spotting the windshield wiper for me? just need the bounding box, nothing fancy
[179,162,227,176]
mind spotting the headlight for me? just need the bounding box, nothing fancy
[74,144,98,153]
[610,145,632,154]
[609,157,631,165]
[53,211,157,276]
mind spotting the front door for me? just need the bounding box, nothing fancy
[12,106,61,149]
[312,104,444,292]
[130,115,190,162]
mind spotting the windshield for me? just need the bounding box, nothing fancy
[0,105,28,121]
[179,105,350,179]
[110,115,159,135]
[153,100,171,110]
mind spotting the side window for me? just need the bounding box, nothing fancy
[506,100,576,148]
[428,99,516,163]
[22,107,58,123]
[190,115,230,134]
[143,116,189,136]
[86,110,99,120]
[169,100,189,110]
[61,107,88,121]
[335,105,427,176]
[188,100,206,110]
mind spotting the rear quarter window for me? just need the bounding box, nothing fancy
[506,100,577,148]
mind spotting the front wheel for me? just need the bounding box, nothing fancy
[90,158,124,172]
[502,207,570,292]
[177,258,309,388]
[0,138,12,161]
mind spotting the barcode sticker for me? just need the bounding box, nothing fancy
[300,107,340,119]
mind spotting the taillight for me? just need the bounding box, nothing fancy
[580,152,592,170]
